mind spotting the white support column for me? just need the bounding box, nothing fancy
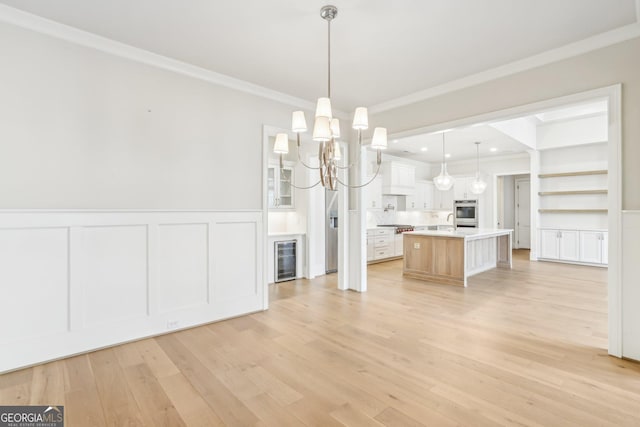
[346,144,368,292]
[528,149,540,261]
[337,147,349,290]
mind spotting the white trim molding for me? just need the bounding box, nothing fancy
[0,4,315,112]
[0,210,265,373]
[370,24,640,114]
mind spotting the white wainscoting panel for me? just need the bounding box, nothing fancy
[212,219,261,317]
[0,210,264,373]
[622,210,640,361]
[81,225,149,328]
[0,228,69,343]
[157,223,209,313]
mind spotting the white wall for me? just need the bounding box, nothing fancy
[0,21,294,209]
[0,21,298,370]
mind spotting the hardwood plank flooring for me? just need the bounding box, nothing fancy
[2,250,640,426]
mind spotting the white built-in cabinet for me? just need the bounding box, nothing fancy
[267,164,294,209]
[433,187,454,211]
[406,180,434,211]
[539,229,607,266]
[365,175,383,209]
[579,230,608,265]
[453,175,479,201]
[539,229,579,261]
[382,162,415,195]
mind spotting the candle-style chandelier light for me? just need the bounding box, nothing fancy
[272,5,388,191]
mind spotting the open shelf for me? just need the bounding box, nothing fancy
[538,189,608,196]
[538,209,608,213]
[538,170,607,178]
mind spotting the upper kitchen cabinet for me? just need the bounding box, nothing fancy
[382,162,415,195]
[406,180,434,211]
[453,175,481,201]
[365,175,383,209]
[433,187,454,211]
[268,164,295,209]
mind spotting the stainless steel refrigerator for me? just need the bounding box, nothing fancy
[325,189,338,273]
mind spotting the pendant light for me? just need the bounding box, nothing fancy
[433,132,454,191]
[469,141,487,195]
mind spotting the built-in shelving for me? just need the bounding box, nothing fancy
[538,189,608,196]
[538,170,607,178]
[538,209,607,213]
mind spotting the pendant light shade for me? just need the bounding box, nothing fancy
[312,116,332,141]
[315,97,332,119]
[469,141,487,195]
[433,133,454,191]
[333,140,342,160]
[291,111,307,133]
[352,107,369,130]
[371,127,388,150]
[273,133,289,154]
[330,118,341,139]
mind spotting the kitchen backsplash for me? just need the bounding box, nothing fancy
[367,205,453,228]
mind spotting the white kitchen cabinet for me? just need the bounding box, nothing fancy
[579,231,608,265]
[394,233,404,256]
[367,228,394,261]
[433,187,454,211]
[539,229,595,264]
[382,162,415,195]
[405,180,434,211]
[365,175,383,209]
[268,164,294,209]
[453,176,480,201]
[539,229,560,259]
[559,230,579,261]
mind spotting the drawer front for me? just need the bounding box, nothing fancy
[374,249,393,260]
[373,229,391,236]
[374,237,390,247]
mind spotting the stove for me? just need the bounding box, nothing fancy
[378,224,415,234]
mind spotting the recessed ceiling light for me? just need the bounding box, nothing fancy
[420,147,428,152]
[490,147,498,152]
[392,139,399,143]
[445,153,451,158]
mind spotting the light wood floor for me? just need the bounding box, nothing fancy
[2,250,640,426]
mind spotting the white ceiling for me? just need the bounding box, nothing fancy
[382,100,608,163]
[0,0,637,112]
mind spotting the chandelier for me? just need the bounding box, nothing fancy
[272,5,388,191]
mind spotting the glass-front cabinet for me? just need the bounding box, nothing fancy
[268,164,294,209]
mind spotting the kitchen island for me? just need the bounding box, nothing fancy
[403,229,513,287]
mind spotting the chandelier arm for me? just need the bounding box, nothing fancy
[283,179,323,190]
[296,147,321,170]
[335,160,381,189]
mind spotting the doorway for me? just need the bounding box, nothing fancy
[515,177,531,249]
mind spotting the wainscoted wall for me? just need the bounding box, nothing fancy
[622,210,640,361]
[0,210,264,373]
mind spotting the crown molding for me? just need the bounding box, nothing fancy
[0,4,323,113]
[369,23,640,114]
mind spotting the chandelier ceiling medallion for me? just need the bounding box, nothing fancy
[272,5,388,191]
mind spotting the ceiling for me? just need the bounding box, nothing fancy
[0,0,637,112]
[382,100,608,163]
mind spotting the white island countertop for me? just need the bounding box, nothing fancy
[405,228,512,240]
